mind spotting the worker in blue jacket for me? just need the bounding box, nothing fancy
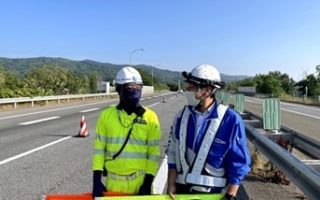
[167,64,251,200]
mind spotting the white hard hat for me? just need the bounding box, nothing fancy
[182,64,224,88]
[115,66,143,85]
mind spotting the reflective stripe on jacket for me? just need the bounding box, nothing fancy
[167,103,251,187]
[93,105,161,176]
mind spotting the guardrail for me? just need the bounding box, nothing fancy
[0,86,155,110]
[245,110,320,160]
[0,93,118,109]
[245,122,320,200]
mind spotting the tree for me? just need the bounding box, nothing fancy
[167,82,178,91]
[254,72,284,97]
[136,68,153,86]
[88,72,98,93]
[25,64,70,96]
[239,78,256,87]
[295,74,320,97]
[225,81,239,91]
[0,69,24,98]
[305,75,320,96]
[316,65,320,82]
[0,67,5,87]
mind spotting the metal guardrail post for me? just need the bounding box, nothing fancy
[245,123,320,200]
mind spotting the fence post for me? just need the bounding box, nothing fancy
[235,94,245,113]
[263,98,281,131]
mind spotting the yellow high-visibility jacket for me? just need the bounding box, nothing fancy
[92,105,161,176]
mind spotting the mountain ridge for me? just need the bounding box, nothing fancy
[0,57,249,83]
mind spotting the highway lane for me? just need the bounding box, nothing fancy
[244,96,320,141]
[245,96,320,119]
[0,92,181,200]
[1,93,319,200]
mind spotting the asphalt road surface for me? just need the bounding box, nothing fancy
[0,93,319,200]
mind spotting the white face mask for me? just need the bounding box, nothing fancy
[185,91,201,106]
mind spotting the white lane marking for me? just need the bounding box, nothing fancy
[1,101,162,166]
[147,102,160,108]
[19,116,60,125]
[281,101,320,110]
[80,108,100,113]
[0,99,118,121]
[0,136,72,166]
[282,108,320,120]
[153,156,168,194]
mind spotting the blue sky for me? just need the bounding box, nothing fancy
[1,0,320,81]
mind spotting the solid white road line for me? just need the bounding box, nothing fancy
[152,156,168,194]
[147,102,160,108]
[19,116,60,125]
[0,136,72,166]
[282,108,320,120]
[80,108,100,113]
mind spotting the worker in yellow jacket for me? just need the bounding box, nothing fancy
[92,66,161,198]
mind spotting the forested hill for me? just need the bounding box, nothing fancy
[0,57,248,83]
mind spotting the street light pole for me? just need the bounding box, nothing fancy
[129,48,144,66]
[151,68,154,86]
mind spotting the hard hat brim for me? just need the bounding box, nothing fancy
[182,71,224,88]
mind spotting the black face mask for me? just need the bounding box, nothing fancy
[121,88,142,107]
[117,86,142,114]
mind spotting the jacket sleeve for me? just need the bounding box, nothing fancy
[167,112,181,170]
[224,116,251,185]
[92,111,108,171]
[145,111,161,176]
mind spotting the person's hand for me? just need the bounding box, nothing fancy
[167,183,176,200]
[138,174,154,195]
[92,171,106,198]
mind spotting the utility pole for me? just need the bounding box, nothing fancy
[152,68,154,86]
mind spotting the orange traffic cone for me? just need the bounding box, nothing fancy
[78,115,89,137]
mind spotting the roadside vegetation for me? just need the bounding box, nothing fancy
[1,61,319,102]
[225,65,320,104]
[0,64,175,98]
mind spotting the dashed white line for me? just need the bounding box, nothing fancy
[80,108,100,113]
[147,102,160,108]
[0,99,118,121]
[2,101,162,166]
[19,116,60,125]
[0,136,72,166]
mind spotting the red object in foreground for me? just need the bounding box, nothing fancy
[44,192,130,200]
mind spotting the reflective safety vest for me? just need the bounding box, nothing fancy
[92,105,161,177]
[174,104,228,191]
